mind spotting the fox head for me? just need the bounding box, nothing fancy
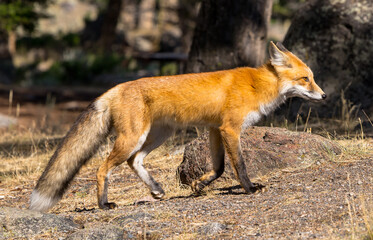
[268,41,326,101]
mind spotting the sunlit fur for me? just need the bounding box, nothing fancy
[30,42,325,211]
[30,100,112,212]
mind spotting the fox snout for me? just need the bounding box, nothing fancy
[311,92,327,102]
[283,81,326,101]
[305,88,326,102]
[309,82,327,101]
[305,91,325,102]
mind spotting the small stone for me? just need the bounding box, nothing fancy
[66,223,127,240]
[0,113,17,128]
[198,222,226,235]
[113,212,154,226]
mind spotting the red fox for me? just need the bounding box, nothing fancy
[29,42,326,211]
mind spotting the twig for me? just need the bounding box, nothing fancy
[304,107,312,132]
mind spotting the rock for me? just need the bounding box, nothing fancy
[198,222,227,235]
[0,207,79,239]
[136,230,162,240]
[177,127,341,185]
[0,113,17,128]
[111,213,156,239]
[38,0,98,35]
[66,223,130,240]
[112,212,154,226]
[283,0,373,118]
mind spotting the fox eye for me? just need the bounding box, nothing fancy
[301,77,309,82]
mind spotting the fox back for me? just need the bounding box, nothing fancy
[30,42,326,212]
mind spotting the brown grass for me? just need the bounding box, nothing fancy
[1,100,373,239]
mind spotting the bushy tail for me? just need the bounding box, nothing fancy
[30,99,112,211]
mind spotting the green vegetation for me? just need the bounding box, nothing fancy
[16,33,81,50]
[16,52,126,86]
[272,0,306,20]
[0,0,49,33]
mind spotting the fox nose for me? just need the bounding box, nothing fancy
[322,94,327,99]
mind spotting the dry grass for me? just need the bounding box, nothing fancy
[1,120,372,194]
[0,128,195,210]
[334,137,373,240]
[1,100,373,239]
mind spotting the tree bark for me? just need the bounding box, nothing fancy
[0,31,13,84]
[185,0,273,73]
[139,0,156,30]
[98,0,123,51]
[282,0,373,119]
[7,30,16,56]
[178,0,200,54]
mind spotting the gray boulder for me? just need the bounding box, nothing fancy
[177,127,341,185]
[0,207,79,239]
[283,0,373,118]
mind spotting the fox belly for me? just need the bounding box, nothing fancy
[30,41,326,212]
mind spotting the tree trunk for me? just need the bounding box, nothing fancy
[282,0,373,120]
[178,0,200,54]
[139,0,156,30]
[7,30,16,56]
[185,0,273,73]
[0,31,13,84]
[98,0,123,51]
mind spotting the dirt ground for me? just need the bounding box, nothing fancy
[0,87,373,239]
[1,149,373,239]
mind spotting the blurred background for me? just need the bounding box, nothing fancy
[0,0,372,137]
[1,2,372,237]
[0,0,298,86]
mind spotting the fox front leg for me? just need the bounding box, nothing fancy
[191,127,225,193]
[219,126,259,194]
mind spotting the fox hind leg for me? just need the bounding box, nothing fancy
[192,127,225,193]
[97,129,149,209]
[127,125,173,199]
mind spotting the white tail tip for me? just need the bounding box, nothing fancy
[29,190,58,212]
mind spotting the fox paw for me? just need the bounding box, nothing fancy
[99,202,117,210]
[249,183,266,193]
[191,180,205,193]
[151,190,165,199]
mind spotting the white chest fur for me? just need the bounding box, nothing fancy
[242,111,261,131]
[241,95,286,131]
[259,95,286,116]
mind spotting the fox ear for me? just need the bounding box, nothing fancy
[275,42,289,52]
[269,41,290,67]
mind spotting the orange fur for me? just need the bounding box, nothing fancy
[30,42,325,211]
